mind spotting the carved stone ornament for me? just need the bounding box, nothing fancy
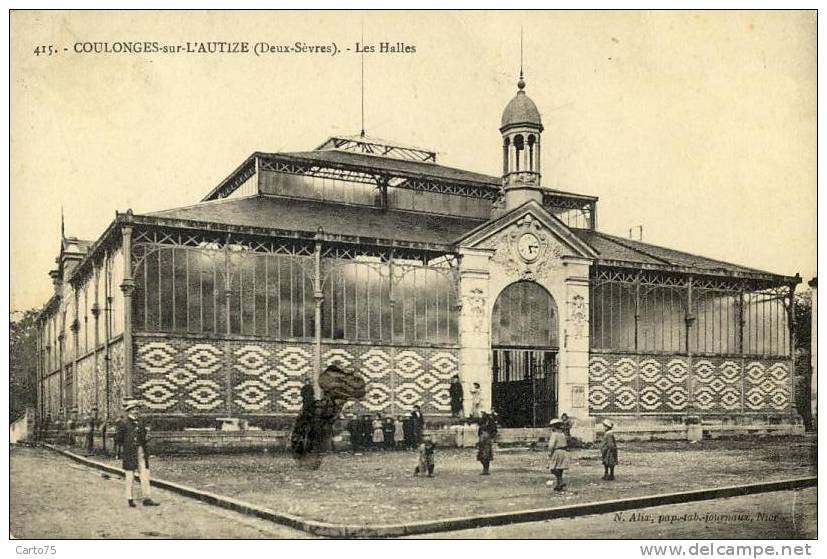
[463,287,487,334]
[570,293,587,340]
[485,214,564,281]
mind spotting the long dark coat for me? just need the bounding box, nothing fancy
[402,418,414,448]
[118,416,150,471]
[449,382,464,414]
[477,430,494,464]
[410,410,425,443]
[382,417,396,447]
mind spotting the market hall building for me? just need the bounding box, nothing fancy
[36,74,802,441]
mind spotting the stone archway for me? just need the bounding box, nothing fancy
[490,281,559,427]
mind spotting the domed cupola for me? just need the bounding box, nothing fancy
[500,74,544,132]
[500,71,544,209]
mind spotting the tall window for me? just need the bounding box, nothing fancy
[133,243,459,344]
[590,272,790,356]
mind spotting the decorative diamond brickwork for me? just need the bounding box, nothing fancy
[589,352,790,416]
[693,358,742,413]
[95,352,107,418]
[75,353,97,416]
[134,336,459,417]
[588,355,639,413]
[108,341,125,416]
[135,338,226,414]
[319,345,458,416]
[744,361,790,411]
[228,341,311,414]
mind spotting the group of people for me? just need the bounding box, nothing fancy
[449,375,484,418]
[412,410,498,479]
[348,406,425,450]
[109,368,617,507]
[546,416,618,491]
[410,410,619,494]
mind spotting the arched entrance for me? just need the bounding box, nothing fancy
[491,281,559,427]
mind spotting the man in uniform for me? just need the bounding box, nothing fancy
[117,399,160,508]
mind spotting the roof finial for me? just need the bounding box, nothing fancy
[360,19,366,138]
[517,25,526,91]
[60,205,65,240]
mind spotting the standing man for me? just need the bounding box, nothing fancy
[117,399,160,508]
[449,375,464,418]
[410,405,425,446]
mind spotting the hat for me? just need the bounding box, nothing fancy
[122,398,142,411]
[549,418,563,427]
[602,419,614,429]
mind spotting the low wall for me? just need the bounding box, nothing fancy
[10,410,34,443]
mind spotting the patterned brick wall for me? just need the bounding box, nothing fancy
[108,340,125,416]
[135,336,459,417]
[71,345,125,419]
[693,357,742,413]
[95,352,107,417]
[229,341,312,414]
[323,344,458,417]
[76,353,96,416]
[589,352,791,416]
[43,373,61,418]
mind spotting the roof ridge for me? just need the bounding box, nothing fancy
[592,231,674,267]
[276,150,501,184]
[595,230,771,275]
[145,194,487,224]
[147,194,261,216]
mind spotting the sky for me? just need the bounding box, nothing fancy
[10,10,817,311]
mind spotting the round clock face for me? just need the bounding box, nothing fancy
[517,233,541,262]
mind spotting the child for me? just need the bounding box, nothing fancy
[477,412,495,475]
[382,416,396,449]
[600,419,618,481]
[413,435,436,477]
[469,383,482,418]
[394,416,405,449]
[372,414,384,450]
[547,418,570,491]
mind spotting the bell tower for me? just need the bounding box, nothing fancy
[500,70,544,209]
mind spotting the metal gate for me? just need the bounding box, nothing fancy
[491,348,557,428]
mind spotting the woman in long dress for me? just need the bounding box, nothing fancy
[547,418,570,491]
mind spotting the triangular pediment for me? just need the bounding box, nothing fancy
[456,199,597,260]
